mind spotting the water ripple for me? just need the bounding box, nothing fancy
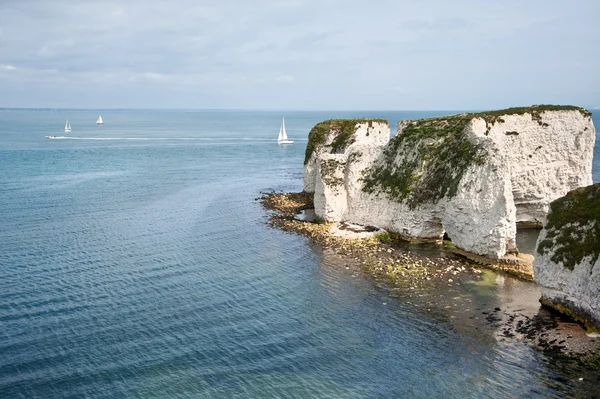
[1,110,599,398]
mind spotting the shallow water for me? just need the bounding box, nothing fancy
[0,109,599,398]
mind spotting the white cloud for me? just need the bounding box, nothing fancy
[110,6,127,21]
[37,45,52,57]
[141,72,169,81]
[275,75,295,83]
[0,0,598,109]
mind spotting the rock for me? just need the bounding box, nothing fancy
[534,183,600,331]
[482,111,595,225]
[303,106,595,259]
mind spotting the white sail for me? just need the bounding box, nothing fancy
[96,115,103,124]
[281,117,288,140]
[64,120,71,133]
[277,117,293,144]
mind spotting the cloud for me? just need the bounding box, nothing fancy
[109,6,127,21]
[0,0,598,109]
[400,17,472,32]
[275,75,295,83]
[140,72,170,81]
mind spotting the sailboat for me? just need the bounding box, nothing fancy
[277,117,293,144]
[96,115,104,124]
[45,120,70,138]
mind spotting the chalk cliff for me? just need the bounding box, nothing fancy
[534,183,600,331]
[481,109,595,226]
[303,106,595,259]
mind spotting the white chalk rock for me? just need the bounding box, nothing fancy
[534,183,600,330]
[303,107,595,259]
[473,110,595,225]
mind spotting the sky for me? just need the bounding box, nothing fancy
[0,0,598,110]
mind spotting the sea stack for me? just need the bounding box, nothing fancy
[303,105,595,259]
[534,183,600,331]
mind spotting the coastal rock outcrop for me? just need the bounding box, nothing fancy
[481,109,595,226]
[534,183,600,331]
[304,119,390,194]
[303,106,595,259]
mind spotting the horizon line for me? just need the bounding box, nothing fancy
[0,107,472,112]
[1,106,597,112]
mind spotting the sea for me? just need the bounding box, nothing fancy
[0,109,599,398]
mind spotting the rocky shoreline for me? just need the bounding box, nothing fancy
[260,191,485,288]
[259,191,600,367]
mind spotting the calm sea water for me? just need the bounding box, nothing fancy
[1,109,599,398]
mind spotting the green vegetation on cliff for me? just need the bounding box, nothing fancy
[319,159,345,187]
[360,105,590,208]
[361,114,487,208]
[537,183,600,271]
[304,119,388,165]
[470,104,591,120]
[474,104,591,131]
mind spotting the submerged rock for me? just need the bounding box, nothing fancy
[534,183,600,331]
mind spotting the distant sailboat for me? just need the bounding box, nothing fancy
[64,120,71,133]
[96,115,103,124]
[277,117,293,144]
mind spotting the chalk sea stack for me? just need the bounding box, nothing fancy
[534,183,600,331]
[303,106,595,259]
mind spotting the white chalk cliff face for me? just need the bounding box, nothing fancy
[345,119,516,258]
[474,111,595,225]
[303,107,595,259]
[304,121,390,194]
[534,183,600,330]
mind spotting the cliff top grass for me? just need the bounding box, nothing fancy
[465,104,591,120]
[537,183,600,271]
[304,118,388,165]
[399,105,590,133]
[303,106,588,166]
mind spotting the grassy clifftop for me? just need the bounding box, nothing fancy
[304,119,388,165]
[304,106,589,208]
[467,104,591,120]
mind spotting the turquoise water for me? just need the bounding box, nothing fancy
[0,109,599,398]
